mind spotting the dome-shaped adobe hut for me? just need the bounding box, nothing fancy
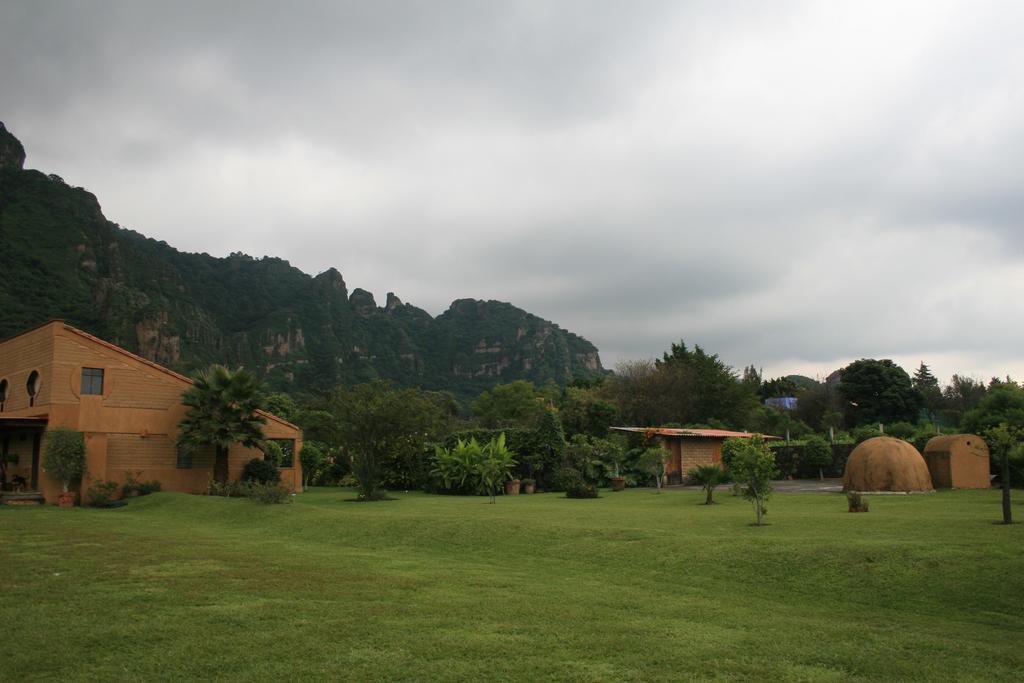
[843,437,934,493]
[923,434,990,489]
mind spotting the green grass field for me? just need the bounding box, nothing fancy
[2,487,1022,681]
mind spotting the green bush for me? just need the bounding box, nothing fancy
[85,479,119,507]
[885,422,916,440]
[851,425,883,445]
[122,471,162,497]
[555,467,598,498]
[687,465,725,505]
[207,478,251,497]
[242,458,281,484]
[247,481,293,504]
[431,435,517,501]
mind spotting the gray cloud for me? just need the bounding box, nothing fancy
[2,0,1023,385]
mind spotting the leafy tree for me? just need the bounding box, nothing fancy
[263,392,300,422]
[636,447,669,492]
[912,362,943,422]
[299,441,327,488]
[471,380,545,428]
[962,383,1024,524]
[942,374,987,426]
[760,376,801,400]
[838,359,920,427]
[532,409,567,486]
[565,435,606,485]
[42,426,86,493]
[729,436,777,526]
[316,381,456,499]
[802,435,832,480]
[687,464,725,504]
[177,365,267,485]
[604,341,758,428]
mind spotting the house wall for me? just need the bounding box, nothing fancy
[1,322,303,503]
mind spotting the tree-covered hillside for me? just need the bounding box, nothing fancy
[0,122,605,398]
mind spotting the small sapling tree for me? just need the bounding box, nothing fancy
[687,464,725,505]
[637,446,668,493]
[730,436,777,526]
[299,441,327,489]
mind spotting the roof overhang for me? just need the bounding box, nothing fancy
[611,427,781,440]
[0,416,49,429]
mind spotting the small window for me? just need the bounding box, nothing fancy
[26,371,40,407]
[176,444,193,469]
[0,378,7,411]
[81,367,104,395]
[270,439,295,468]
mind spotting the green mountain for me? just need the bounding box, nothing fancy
[0,122,605,398]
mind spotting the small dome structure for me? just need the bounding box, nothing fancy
[843,437,933,492]
[923,434,990,489]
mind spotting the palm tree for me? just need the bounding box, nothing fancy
[177,365,266,484]
[687,464,726,505]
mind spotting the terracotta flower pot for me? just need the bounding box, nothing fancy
[522,480,535,494]
[504,479,521,496]
[58,491,77,508]
[611,477,626,492]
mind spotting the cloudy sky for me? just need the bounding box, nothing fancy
[2,0,1022,384]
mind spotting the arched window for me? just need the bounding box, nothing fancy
[26,370,40,407]
[0,378,7,412]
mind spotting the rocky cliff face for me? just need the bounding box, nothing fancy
[0,124,606,398]
[0,122,26,170]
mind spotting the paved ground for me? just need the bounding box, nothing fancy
[668,478,844,493]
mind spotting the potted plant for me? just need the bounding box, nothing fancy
[42,426,86,507]
[521,478,536,494]
[504,478,521,495]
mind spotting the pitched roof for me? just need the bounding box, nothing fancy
[611,427,781,440]
[9,320,299,432]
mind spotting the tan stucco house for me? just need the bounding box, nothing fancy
[0,321,302,504]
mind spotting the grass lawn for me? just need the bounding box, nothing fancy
[2,487,1022,681]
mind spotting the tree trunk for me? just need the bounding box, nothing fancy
[819,467,824,481]
[705,486,714,505]
[1002,453,1013,524]
[755,493,763,525]
[214,445,229,484]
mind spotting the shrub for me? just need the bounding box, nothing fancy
[847,491,870,512]
[42,427,86,492]
[247,481,293,504]
[430,435,517,500]
[555,467,599,498]
[802,436,833,480]
[242,458,281,484]
[339,473,358,488]
[885,422,916,440]
[851,425,883,445]
[207,478,251,497]
[122,471,161,497]
[85,479,119,507]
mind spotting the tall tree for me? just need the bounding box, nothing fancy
[314,381,457,496]
[838,359,920,427]
[178,365,267,484]
[471,380,545,428]
[942,374,987,426]
[911,362,943,422]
